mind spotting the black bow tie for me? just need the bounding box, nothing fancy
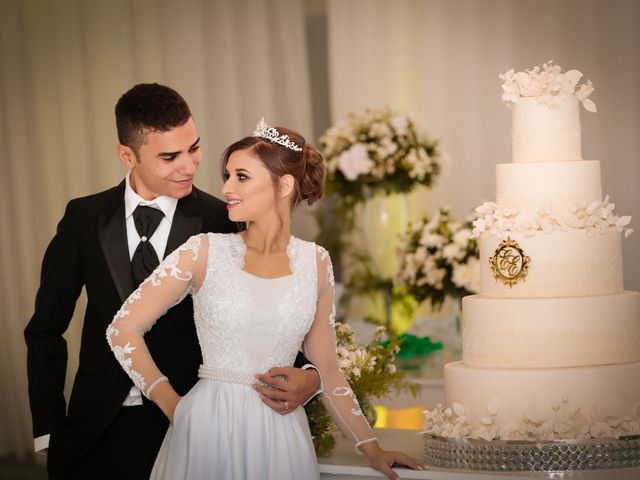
[131,205,164,286]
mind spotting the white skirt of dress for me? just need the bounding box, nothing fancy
[150,378,320,480]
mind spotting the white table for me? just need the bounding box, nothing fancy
[318,429,640,480]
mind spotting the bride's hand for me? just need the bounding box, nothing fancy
[150,382,183,422]
[361,442,427,479]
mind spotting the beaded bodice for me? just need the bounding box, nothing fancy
[193,233,317,382]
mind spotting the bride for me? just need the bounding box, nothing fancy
[106,119,425,479]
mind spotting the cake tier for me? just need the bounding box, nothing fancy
[512,96,582,163]
[496,160,601,213]
[462,291,640,368]
[479,229,623,297]
[425,361,640,441]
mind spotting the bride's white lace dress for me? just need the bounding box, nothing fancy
[106,233,376,479]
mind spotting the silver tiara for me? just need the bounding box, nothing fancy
[253,118,302,152]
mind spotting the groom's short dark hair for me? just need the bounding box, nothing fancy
[115,83,192,155]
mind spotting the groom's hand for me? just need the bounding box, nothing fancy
[253,367,320,415]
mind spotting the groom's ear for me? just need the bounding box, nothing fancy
[116,144,137,168]
[278,174,295,198]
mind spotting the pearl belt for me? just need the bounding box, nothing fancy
[198,365,256,385]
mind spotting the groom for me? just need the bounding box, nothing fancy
[24,83,321,479]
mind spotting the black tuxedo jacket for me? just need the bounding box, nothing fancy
[24,181,238,469]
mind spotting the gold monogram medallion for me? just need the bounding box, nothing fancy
[489,237,530,288]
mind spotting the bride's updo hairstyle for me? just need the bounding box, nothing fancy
[221,125,325,209]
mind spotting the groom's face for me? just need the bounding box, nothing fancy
[124,117,202,200]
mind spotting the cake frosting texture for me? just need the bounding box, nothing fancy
[496,160,602,213]
[512,96,582,163]
[462,291,640,368]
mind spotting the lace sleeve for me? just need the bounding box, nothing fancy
[106,234,208,398]
[303,246,377,453]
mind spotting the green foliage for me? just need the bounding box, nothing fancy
[304,324,419,457]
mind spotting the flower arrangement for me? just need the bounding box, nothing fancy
[319,107,443,206]
[499,61,597,112]
[472,196,633,239]
[314,107,445,335]
[305,323,419,457]
[394,208,480,310]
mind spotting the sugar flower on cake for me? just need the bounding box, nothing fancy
[422,395,640,441]
[499,61,597,112]
[394,208,480,309]
[320,107,442,205]
[472,196,633,238]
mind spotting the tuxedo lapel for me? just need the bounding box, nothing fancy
[98,183,134,302]
[165,189,203,258]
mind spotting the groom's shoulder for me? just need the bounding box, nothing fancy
[63,182,125,216]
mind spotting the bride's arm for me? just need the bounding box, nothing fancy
[106,234,208,420]
[303,247,425,479]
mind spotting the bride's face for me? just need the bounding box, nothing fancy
[222,148,278,223]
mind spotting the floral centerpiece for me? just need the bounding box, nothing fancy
[320,107,443,208]
[394,208,480,310]
[304,323,419,457]
[315,108,444,334]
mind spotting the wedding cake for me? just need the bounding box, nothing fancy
[423,63,640,469]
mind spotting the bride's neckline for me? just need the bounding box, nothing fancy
[232,233,295,280]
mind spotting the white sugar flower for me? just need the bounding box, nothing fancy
[477,426,497,441]
[499,62,596,111]
[499,421,525,440]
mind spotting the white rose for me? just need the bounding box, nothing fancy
[413,246,427,264]
[420,232,445,248]
[442,243,462,262]
[337,144,374,181]
[452,257,480,293]
[453,228,472,247]
[426,267,446,289]
[369,121,391,138]
[390,114,409,134]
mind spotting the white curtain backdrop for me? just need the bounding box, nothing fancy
[0,0,314,457]
[326,0,640,290]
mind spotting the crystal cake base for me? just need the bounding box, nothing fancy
[423,434,640,471]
